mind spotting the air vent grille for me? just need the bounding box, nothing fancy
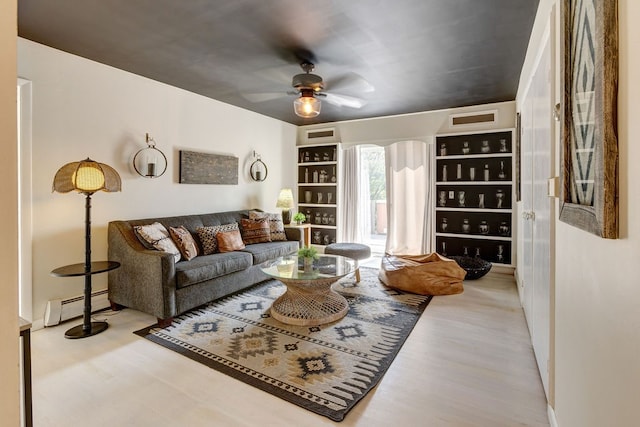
[449,110,498,127]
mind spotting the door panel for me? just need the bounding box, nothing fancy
[518,25,553,399]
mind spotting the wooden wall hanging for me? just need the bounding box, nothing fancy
[179,150,238,185]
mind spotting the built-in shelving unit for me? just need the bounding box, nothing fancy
[297,142,340,247]
[434,129,515,265]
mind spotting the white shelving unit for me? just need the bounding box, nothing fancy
[434,129,515,265]
[297,142,340,247]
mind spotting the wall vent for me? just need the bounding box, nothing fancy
[449,110,498,127]
[44,288,110,327]
[305,128,337,142]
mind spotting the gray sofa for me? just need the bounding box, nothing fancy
[107,209,301,325]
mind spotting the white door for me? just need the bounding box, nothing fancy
[519,22,553,398]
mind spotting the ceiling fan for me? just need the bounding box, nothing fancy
[244,60,374,118]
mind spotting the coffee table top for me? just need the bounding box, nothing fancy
[261,254,354,281]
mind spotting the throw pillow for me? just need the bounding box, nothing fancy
[196,223,239,255]
[169,226,199,261]
[249,211,287,241]
[216,229,246,252]
[134,222,181,262]
[240,218,272,244]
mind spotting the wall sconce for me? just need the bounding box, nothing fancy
[249,151,268,182]
[133,133,168,178]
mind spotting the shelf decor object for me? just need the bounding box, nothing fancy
[133,133,168,178]
[276,188,295,224]
[434,129,515,265]
[249,151,268,182]
[559,0,618,238]
[51,158,122,338]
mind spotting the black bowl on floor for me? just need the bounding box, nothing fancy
[449,256,492,280]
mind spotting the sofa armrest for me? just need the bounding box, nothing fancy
[284,227,303,247]
[108,221,177,319]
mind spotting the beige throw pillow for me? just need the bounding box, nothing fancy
[134,222,181,262]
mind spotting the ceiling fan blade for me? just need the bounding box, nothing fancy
[326,72,375,93]
[242,92,289,103]
[320,92,367,109]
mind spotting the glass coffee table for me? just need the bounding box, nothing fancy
[261,254,354,326]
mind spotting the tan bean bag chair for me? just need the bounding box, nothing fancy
[379,253,465,296]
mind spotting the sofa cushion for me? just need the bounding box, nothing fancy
[175,251,253,289]
[169,226,199,261]
[240,218,272,244]
[134,222,181,262]
[196,223,239,255]
[240,241,299,264]
[249,211,287,241]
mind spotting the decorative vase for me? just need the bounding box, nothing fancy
[481,140,491,153]
[303,257,314,273]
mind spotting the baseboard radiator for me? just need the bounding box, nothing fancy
[44,288,110,327]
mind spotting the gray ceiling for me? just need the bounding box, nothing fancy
[18,0,539,126]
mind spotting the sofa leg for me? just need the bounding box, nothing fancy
[109,301,125,311]
[157,317,173,328]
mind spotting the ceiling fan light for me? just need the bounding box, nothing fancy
[294,95,321,118]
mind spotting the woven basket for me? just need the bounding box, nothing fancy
[449,256,492,280]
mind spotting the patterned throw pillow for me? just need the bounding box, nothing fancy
[216,229,246,252]
[240,218,272,244]
[134,222,181,262]
[249,211,287,241]
[196,223,239,255]
[169,226,199,261]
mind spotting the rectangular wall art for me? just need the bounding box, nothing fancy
[560,0,618,238]
[179,150,238,185]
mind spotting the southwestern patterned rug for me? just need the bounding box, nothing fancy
[135,267,432,421]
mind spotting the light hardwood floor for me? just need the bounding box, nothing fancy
[31,270,549,426]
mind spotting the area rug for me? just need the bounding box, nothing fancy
[135,267,432,422]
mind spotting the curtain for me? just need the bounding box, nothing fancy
[384,140,433,255]
[339,145,369,242]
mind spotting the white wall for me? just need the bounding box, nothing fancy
[298,102,516,147]
[18,39,298,327]
[0,1,21,425]
[518,1,640,426]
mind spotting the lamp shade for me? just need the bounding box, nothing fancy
[53,158,121,195]
[276,188,295,209]
[293,91,321,118]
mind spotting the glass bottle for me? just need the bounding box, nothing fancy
[442,164,448,181]
[484,164,490,181]
[499,139,508,152]
[496,189,505,208]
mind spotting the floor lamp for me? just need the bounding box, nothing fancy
[52,158,121,339]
